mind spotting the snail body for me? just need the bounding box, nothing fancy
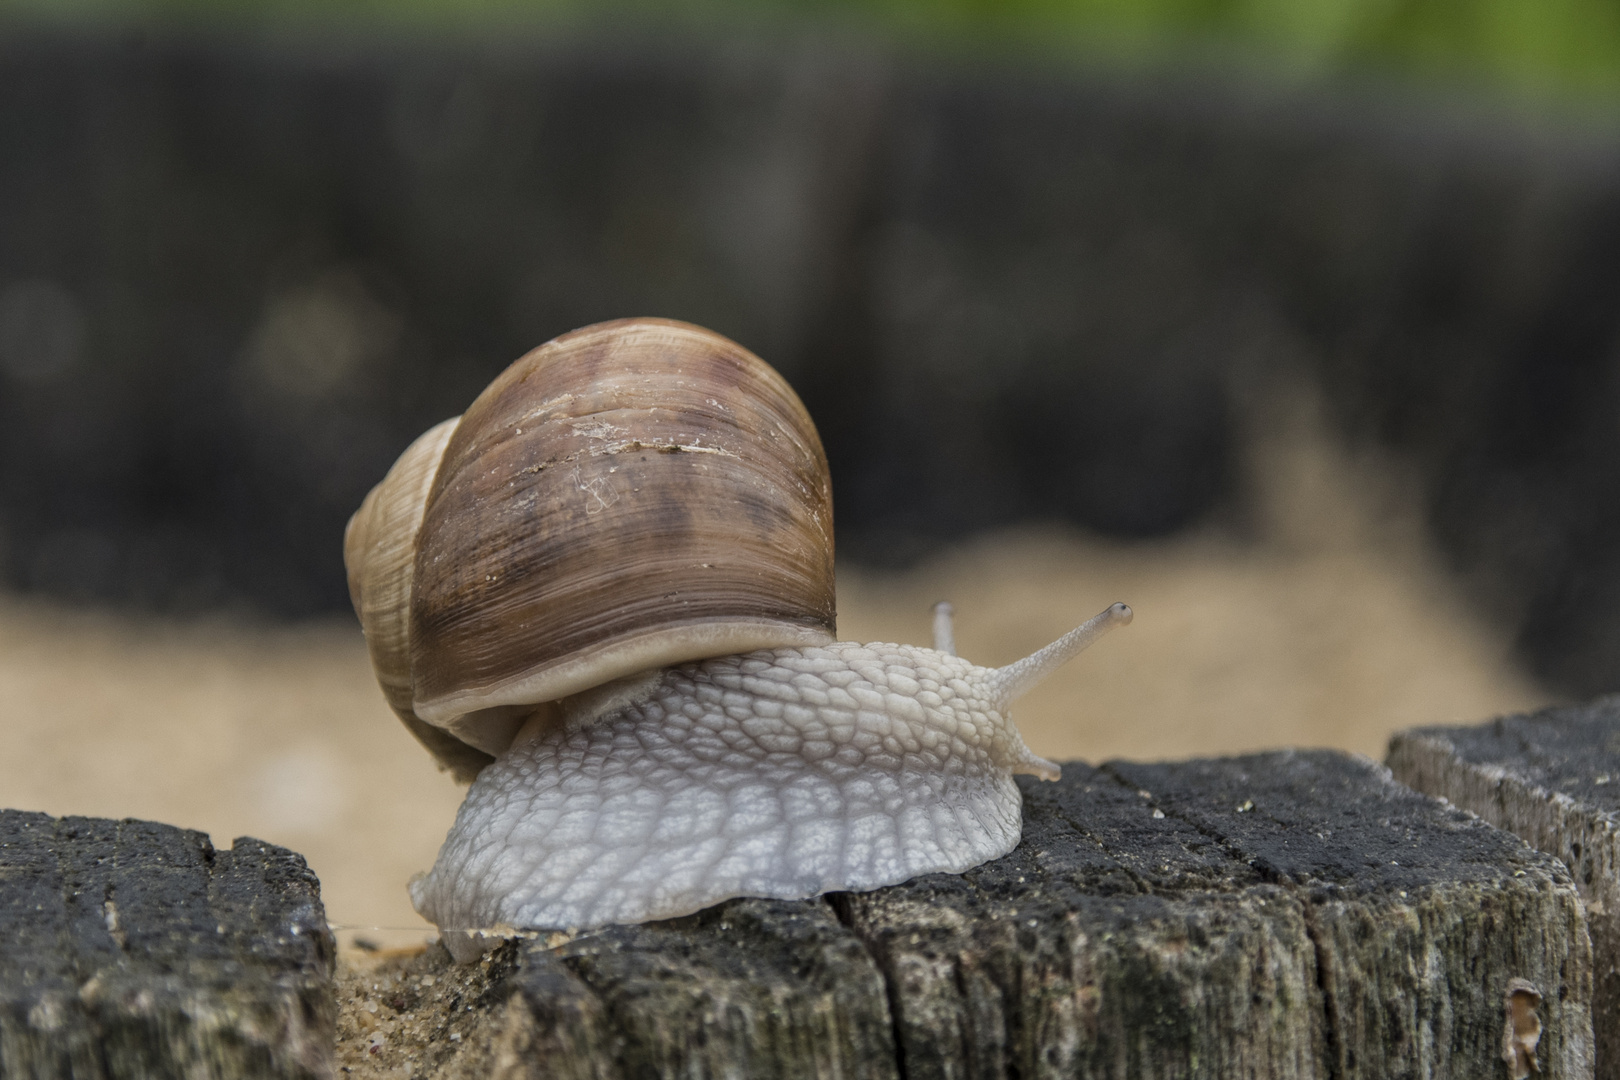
[344,318,1130,951]
[412,612,1127,948]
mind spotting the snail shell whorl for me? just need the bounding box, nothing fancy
[345,417,492,780]
[346,317,837,777]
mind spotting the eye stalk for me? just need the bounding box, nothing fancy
[992,602,1133,710]
[931,601,957,655]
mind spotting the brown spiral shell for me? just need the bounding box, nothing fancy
[344,318,837,778]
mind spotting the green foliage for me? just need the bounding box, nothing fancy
[4,0,1619,96]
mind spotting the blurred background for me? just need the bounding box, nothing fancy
[1,0,1615,939]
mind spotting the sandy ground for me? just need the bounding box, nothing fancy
[334,941,510,1077]
[0,399,1552,949]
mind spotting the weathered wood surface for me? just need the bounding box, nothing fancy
[1390,699,1620,1079]
[0,810,335,1080]
[389,750,1593,1080]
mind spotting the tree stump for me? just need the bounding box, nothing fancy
[1390,700,1620,1079]
[396,750,1592,1079]
[0,810,335,1079]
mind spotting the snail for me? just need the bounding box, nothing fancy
[344,317,1131,956]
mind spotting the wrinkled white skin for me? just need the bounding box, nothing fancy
[411,604,1129,953]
